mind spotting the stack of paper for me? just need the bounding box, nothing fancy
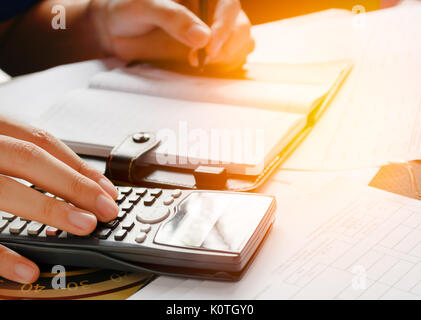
[247,1,421,170]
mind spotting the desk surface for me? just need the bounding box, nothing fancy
[0,1,420,300]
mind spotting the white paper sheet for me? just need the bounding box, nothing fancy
[131,178,421,300]
[35,88,305,175]
[0,58,124,123]
[88,62,347,114]
[248,1,421,170]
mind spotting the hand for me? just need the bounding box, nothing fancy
[0,116,119,284]
[189,0,255,72]
[89,0,254,71]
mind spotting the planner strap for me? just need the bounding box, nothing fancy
[106,132,160,185]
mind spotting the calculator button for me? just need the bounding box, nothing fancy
[116,194,126,204]
[135,188,147,197]
[96,228,112,239]
[105,219,119,230]
[163,197,174,206]
[114,229,127,241]
[9,220,27,235]
[118,187,133,196]
[139,224,151,233]
[46,227,61,237]
[135,232,147,243]
[117,210,127,221]
[121,221,135,231]
[0,220,8,232]
[127,194,142,204]
[19,217,32,222]
[27,223,45,236]
[1,212,16,222]
[150,189,162,197]
[143,196,156,206]
[121,202,134,212]
[171,189,182,198]
[136,206,170,224]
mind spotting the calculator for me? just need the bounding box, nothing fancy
[0,186,276,281]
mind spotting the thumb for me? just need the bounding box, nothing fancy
[148,0,211,49]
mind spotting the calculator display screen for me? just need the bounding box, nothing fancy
[154,192,273,253]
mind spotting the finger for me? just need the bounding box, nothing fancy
[211,36,254,68]
[0,175,97,235]
[206,0,241,59]
[0,136,118,222]
[207,11,254,66]
[111,28,189,62]
[188,48,199,67]
[147,0,211,49]
[0,244,39,284]
[0,116,118,200]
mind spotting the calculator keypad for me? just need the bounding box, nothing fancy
[0,186,186,246]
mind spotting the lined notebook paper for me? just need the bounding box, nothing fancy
[89,60,351,114]
[35,59,351,175]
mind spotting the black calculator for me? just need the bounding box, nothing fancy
[0,186,276,281]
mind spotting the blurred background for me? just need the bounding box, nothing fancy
[240,0,402,24]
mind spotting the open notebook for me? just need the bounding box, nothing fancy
[35,60,352,188]
[88,60,351,114]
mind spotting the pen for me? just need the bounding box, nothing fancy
[197,0,208,71]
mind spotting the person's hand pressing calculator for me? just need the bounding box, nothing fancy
[0,186,276,282]
[0,115,119,284]
[0,116,276,283]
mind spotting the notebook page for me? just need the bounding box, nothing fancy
[132,178,421,300]
[88,61,351,114]
[0,68,10,84]
[35,88,305,175]
[0,59,124,124]
[249,1,421,170]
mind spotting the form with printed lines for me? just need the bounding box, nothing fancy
[256,180,421,300]
[132,178,421,300]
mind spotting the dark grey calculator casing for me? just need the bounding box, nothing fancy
[0,190,276,281]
